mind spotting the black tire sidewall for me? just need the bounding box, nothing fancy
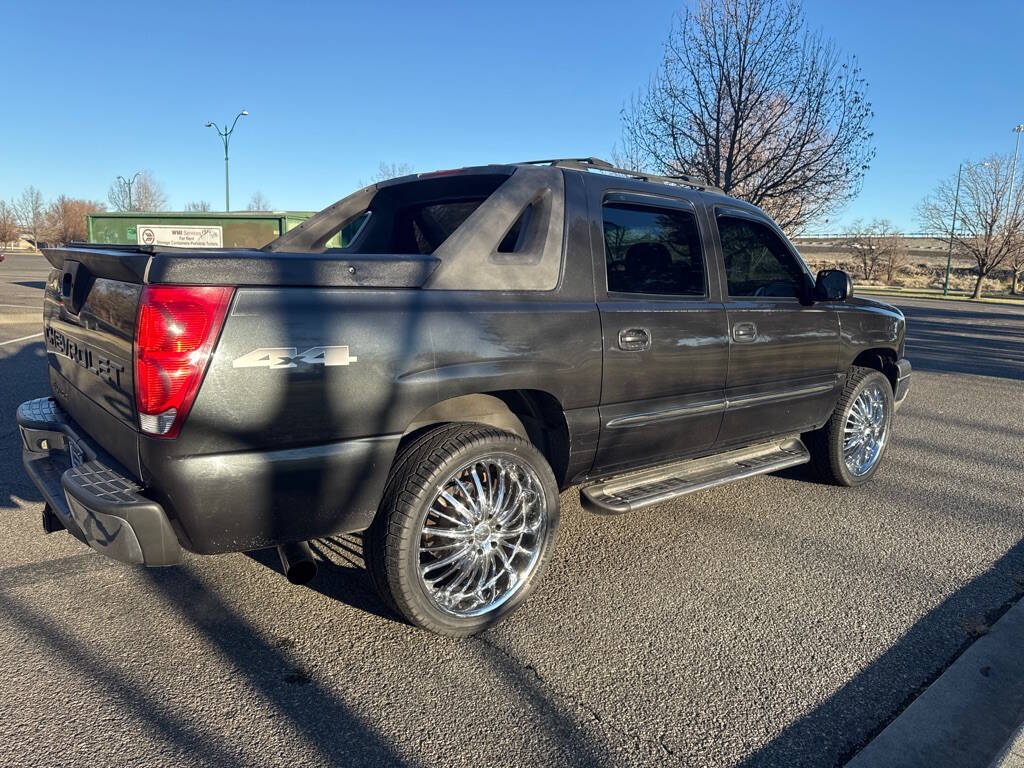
[830,370,894,487]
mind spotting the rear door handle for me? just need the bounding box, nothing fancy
[732,322,757,343]
[618,328,651,352]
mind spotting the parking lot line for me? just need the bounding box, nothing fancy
[0,332,43,346]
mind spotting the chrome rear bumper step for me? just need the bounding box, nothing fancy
[580,438,810,515]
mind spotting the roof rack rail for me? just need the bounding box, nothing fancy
[515,157,723,193]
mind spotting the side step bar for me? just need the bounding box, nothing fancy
[580,438,810,515]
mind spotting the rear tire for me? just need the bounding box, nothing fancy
[807,367,894,487]
[364,423,560,636]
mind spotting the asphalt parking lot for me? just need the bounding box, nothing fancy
[0,251,1022,768]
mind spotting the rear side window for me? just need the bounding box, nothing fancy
[717,215,806,298]
[331,173,516,255]
[602,203,705,296]
[268,167,566,291]
[393,200,484,254]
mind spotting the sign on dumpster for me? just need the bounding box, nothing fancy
[136,225,224,248]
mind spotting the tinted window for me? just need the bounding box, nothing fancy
[393,199,484,254]
[718,215,806,298]
[318,173,513,255]
[391,196,531,255]
[603,203,705,296]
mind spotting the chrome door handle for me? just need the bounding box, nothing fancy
[618,328,651,351]
[732,322,757,342]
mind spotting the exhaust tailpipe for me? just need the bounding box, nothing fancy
[277,541,317,585]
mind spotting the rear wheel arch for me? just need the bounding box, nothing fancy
[402,390,571,487]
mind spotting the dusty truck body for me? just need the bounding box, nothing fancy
[17,158,910,635]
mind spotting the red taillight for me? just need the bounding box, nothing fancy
[134,285,233,438]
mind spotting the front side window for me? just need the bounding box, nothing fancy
[718,215,806,298]
[603,203,705,296]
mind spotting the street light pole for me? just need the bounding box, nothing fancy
[943,163,964,297]
[116,172,141,210]
[205,110,248,211]
[943,161,990,296]
[1006,125,1024,221]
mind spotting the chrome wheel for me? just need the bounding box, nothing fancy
[843,383,889,476]
[418,455,547,618]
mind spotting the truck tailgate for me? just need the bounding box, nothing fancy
[42,253,142,478]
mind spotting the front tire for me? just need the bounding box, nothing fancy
[807,367,894,487]
[364,423,560,636]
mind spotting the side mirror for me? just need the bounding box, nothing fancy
[815,269,853,302]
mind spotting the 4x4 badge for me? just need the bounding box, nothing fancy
[232,346,358,370]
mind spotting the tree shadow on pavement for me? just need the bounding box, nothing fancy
[737,539,1024,768]
[141,565,419,767]
[898,303,1024,380]
[472,634,626,768]
[245,534,401,624]
[0,588,253,768]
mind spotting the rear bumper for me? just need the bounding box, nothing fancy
[17,397,182,566]
[893,358,912,411]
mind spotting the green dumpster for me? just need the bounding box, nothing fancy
[86,211,343,249]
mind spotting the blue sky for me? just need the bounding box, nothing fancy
[3,0,1023,232]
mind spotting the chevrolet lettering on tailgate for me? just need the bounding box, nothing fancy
[45,325,126,389]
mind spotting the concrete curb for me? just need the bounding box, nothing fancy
[991,723,1024,767]
[847,596,1024,768]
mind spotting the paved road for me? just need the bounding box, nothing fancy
[1,254,1022,767]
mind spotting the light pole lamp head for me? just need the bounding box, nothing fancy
[240,110,248,116]
[1014,124,1024,133]
[205,121,213,128]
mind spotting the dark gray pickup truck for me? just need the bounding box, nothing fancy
[17,158,910,635]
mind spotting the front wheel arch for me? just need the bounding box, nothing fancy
[851,347,899,395]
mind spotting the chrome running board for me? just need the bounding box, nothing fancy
[580,438,810,515]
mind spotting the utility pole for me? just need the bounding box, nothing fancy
[943,164,963,297]
[943,161,990,296]
[1006,125,1024,221]
[116,172,141,211]
[205,110,248,211]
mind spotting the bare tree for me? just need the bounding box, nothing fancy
[0,201,20,248]
[609,142,645,172]
[1009,247,1023,295]
[184,200,212,212]
[917,154,1024,298]
[44,196,105,245]
[14,186,46,248]
[372,162,414,182]
[107,171,167,212]
[843,219,882,282]
[246,191,272,211]
[842,218,905,283]
[620,0,875,232]
[881,229,907,284]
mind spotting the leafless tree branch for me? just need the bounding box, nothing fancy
[107,171,167,212]
[916,153,1024,298]
[620,0,875,232]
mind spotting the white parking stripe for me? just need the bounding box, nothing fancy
[0,332,43,346]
